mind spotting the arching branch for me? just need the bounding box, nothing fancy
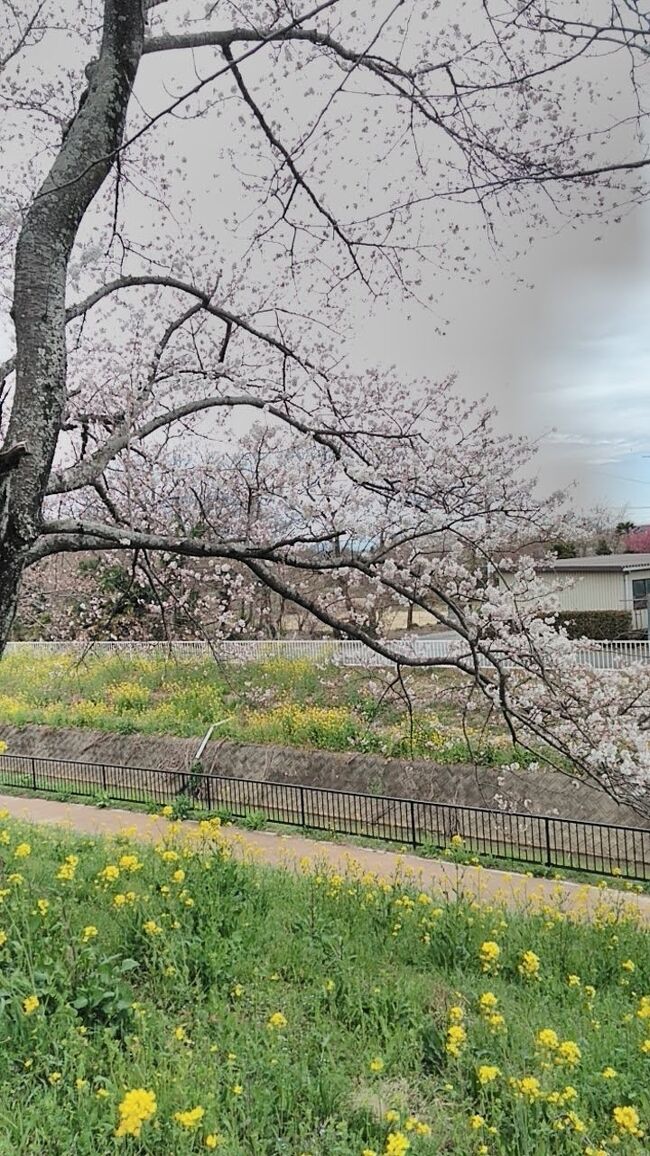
[47,392,348,495]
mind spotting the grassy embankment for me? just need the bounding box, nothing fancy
[0,652,531,766]
[0,811,648,1154]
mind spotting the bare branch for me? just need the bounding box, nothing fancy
[222,42,368,283]
[0,0,46,72]
[0,273,319,387]
[48,392,347,495]
[31,0,344,204]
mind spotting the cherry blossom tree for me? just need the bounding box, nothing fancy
[624,528,650,554]
[1,0,650,809]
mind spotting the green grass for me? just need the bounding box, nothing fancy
[0,652,535,766]
[0,812,648,1154]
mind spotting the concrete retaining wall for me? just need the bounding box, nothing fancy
[0,723,647,828]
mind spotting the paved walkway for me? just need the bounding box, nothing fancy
[2,793,649,924]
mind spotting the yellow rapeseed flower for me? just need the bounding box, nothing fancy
[56,855,78,882]
[513,1076,541,1101]
[36,898,49,916]
[384,1133,410,1156]
[14,842,31,859]
[369,1057,384,1073]
[637,995,650,1019]
[477,1065,501,1084]
[267,1011,287,1029]
[204,1135,222,1149]
[404,1117,425,1135]
[612,1105,643,1137]
[115,891,136,908]
[536,1028,559,1050]
[174,1106,205,1129]
[602,1067,618,1079]
[469,1115,484,1130]
[556,1040,581,1067]
[486,1013,506,1034]
[518,950,541,980]
[445,1024,466,1058]
[22,995,39,1015]
[115,1088,157,1138]
[479,941,500,973]
[565,1111,586,1133]
[81,926,98,943]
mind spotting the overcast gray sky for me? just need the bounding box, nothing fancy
[2,0,649,527]
[352,197,650,520]
[3,198,647,517]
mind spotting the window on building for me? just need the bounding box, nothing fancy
[632,578,650,610]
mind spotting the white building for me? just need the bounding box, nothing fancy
[541,554,650,632]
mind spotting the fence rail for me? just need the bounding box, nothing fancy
[4,636,650,669]
[0,752,648,881]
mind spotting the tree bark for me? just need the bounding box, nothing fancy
[0,0,145,652]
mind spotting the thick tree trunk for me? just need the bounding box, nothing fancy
[0,541,25,650]
[0,0,145,654]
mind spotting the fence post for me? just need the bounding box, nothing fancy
[300,785,306,829]
[410,799,417,849]
[544,816,552,867]
[101,764,107,792]
[205,775,212,812]
[31,757,37,791]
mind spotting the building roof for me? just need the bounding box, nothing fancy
[549,553,650,573]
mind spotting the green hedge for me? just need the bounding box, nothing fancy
[557,609,633,640]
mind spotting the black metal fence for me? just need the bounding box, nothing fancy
[0,751,649,881]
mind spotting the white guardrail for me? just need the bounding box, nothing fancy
[4,637,650,670]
